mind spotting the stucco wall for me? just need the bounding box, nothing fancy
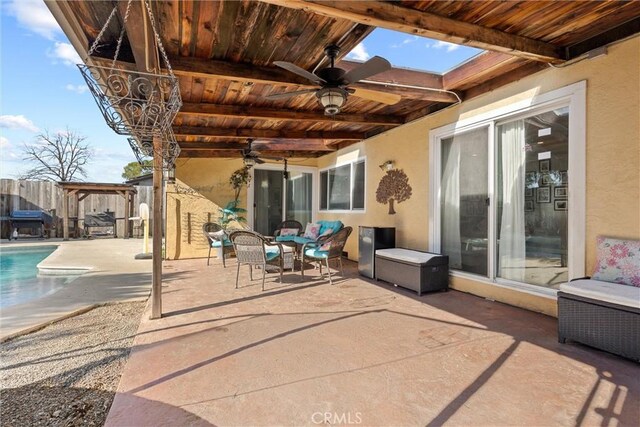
[316,36,640,316]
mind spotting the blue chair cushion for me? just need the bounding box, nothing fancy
[275,235,296,242]
[317,220,343,237]
[264,245,281,261]
[211,239,233,248]
[293,236,315,245]
[304,248,329,259]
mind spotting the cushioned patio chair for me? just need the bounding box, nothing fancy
[273,220,304,250]
[290,220,344,247]
[203,222,234,267]
[301,226,352,285]
[228,230,286,291]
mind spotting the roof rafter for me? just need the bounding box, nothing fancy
[173,126,366,141]
[261,0,565,63]
[178,103,403,126]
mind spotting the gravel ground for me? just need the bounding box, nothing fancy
[1,301,146,426]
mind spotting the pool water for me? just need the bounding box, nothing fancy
[0,245,72,308]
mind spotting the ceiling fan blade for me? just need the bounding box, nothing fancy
[254,158,266,164]
[273,61,326,85]
[351,87,401,105]
[264,88,318,100]
[342,56,392,84]
[260,155,285,161]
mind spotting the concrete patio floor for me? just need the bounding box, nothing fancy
[107,257,639,426]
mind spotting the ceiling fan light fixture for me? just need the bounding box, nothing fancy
[317,88,347,115]
[243,157,256,167]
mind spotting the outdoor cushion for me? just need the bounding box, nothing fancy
[318,220,343,236]
[211,239,233,248]
[293,236,315,245]
[304,248,329,259]
[264,244,293,261]
[303,223,320,239]
[560,279,640,309]
[279,228,299,237]
[275,235,297,242]
[592,237,640,287]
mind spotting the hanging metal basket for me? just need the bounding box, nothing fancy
[79,64,181,138]
[127,129,181,170]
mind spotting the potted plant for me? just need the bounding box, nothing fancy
[214,166,251,259]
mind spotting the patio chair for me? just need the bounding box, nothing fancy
[203,222,234,267]
[228,230,286,291]
[301,226,352,285]
[273,220,303,239]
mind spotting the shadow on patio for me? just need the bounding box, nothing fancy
[106,258,639,426]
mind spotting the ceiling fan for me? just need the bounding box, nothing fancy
[266,45,401,115]
[240,139,283,167]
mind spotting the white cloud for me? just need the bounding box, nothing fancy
[6,0,61,40]
[0,115,40,132]
[48,42,82,66]
[430,41,460,52]
[391,36,419,48]
[65,84,89,94]
[0,136,21,161]
[346,43,371,61]
[0,136,9,148]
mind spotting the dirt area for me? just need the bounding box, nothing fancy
[1,301,146,426]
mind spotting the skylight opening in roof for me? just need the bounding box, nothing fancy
[345,28,484,74]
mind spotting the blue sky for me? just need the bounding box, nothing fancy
[0,2,482,183]
[0,0,136,183]
[345,28,483,73]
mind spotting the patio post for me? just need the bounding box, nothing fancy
[150,135,163,319]
[123,190,130,239]
[62,188,69,241]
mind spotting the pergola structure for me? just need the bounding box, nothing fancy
[58,182,137,241]
[47,0,640,318]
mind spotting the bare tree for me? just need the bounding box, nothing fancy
[376,169,413,214]
[20,129,92,181]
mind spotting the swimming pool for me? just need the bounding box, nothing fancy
[0,245,74,308]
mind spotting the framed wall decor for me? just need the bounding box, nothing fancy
[525,200,534,212]
[537,186,551,203]
[554,186,568,198]
[560,170,568,184]
[539,159,550,173]
[541,174,552,185]
[525,187,533,198]
[554,200,568,211]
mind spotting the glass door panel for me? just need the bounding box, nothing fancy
[496,109,569,288]
[286,171,313,226]
[253,169,284,236]
[440,128,489,276]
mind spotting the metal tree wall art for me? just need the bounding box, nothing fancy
[376,169,412,215]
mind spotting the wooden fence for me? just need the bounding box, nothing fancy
[0,179,153,239]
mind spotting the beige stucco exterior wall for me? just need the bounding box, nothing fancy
[167,157,318,260]
[317,36,640,316]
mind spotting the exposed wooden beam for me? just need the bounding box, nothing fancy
[464,62,547,100]
[118,0,158,72]
[565,16,640,60]
[178,103,403,126]
[179,150,325,159]
[262,0,564,63]
[173,126,366,140]
[177,141,335,151]
[92,56,459,103]
[443,52,518,90]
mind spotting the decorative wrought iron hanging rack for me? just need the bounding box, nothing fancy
[78,0,182,168]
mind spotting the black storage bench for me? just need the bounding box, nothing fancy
[375,248,449,296]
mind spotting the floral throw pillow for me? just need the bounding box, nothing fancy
[319,241,332,251]
[280,228,299,237]
[303,223,320,240]
[592,236,640,287]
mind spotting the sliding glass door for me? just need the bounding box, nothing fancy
[253,167,314,236]
[440,127,489,276]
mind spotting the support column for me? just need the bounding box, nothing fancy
[123,190,130,239]
[74,192,79,238]
[151,135,163,319]
[62,189,69,241]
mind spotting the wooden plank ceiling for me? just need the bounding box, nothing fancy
[65,0,640,159]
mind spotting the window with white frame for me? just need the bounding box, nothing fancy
[320,159,365,211]
[429,82,586,294]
